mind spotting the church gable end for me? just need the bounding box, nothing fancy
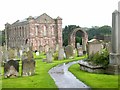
[35,13,55,24]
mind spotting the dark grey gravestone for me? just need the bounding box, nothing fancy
[65,45,74,59]
[4,60,19,78]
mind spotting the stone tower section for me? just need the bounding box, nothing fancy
[55,16,63,48]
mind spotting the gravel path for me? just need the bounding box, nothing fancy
[48,61,91,89]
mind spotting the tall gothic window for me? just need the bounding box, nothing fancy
[43,25,47,36]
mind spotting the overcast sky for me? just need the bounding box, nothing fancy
[0,0,119,30]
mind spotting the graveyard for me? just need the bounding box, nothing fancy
[0,51,118,88]
[0,1,120,90]
[1,51,86,88]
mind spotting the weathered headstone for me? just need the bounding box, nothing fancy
[14,49,18,57]
[8,49,16,60]
[55,44,59,51]
[73,48,77,57]
[19,49,23,57]
[87,39,103,57]
[45,45,49,53]
[65,45,74,59]
[76,43,81,49]
[21,51,27,60]
[46,50,53,63]
[77,47,83,56]
[4,60,19,78]
[22,50,35,76]
[39,45,43,53]
[58,48,65,60]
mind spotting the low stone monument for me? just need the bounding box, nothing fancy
[87,39,103,57]
[22,50,35,76]
[4,60,19,78]
[65,45,74,59]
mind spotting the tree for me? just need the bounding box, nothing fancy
[86,25,111,40]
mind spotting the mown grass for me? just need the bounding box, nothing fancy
[2,53,86,88]
[69,64,119,89]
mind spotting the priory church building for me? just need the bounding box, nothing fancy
[5,13,63,52]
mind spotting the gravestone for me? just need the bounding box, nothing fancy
[19,49,23,57]
[39,45,43,53]
[14,49,18,57]
[58,48,65,60]
[4,60,19,78]
[77,47,83,56]
[21,51,27,60]
[8,49,16,60]
[76,43,81,49]
[22,50,35,76]
[46,50,53,63]
[45,45,49,53]
[87,39,103,57]
[65,45,74,59]
[55,44,59,51]
[107,3,120,74]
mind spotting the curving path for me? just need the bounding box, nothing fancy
[48,61,91,89]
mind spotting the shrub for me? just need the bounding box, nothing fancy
[88,49,109,67]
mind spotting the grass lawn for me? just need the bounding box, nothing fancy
[1,53,86,88]
[69,64,119,89]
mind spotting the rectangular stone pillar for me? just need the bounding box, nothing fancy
[109,10,120,65]
[108,2,120,74]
